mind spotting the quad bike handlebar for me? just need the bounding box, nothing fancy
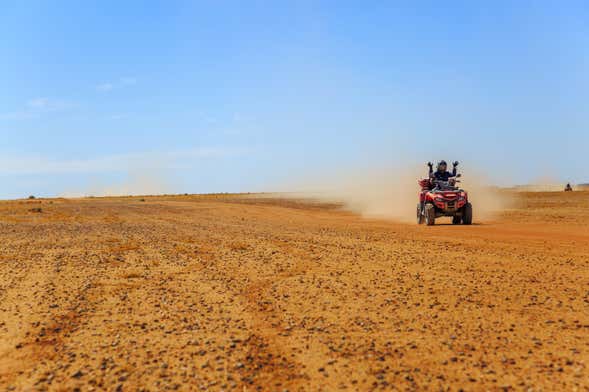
[430,175,462,189]
[419,174,462,190]
[432,179,458,188]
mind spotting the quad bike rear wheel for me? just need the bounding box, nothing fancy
[462,203,473,225]
[452,216,461,225]
[425,204,435,226]
[416,203,424,224]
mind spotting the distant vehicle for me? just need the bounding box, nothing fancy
[417,174,472,226]
[564,183,573,192]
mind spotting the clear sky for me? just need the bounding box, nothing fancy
[1,1,587,198]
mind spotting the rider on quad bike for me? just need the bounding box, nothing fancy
[428,160,458,181]
[418,160,472,226]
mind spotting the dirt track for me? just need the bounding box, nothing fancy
[0,192,588,391]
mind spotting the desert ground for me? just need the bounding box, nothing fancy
[0,191,587,391]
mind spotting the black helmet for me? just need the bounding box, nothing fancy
[437,160,447,171]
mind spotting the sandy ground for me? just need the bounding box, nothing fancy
[0,192,588,391]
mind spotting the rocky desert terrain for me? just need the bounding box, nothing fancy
[0,191,588,391]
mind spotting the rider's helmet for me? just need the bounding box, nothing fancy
[437,160,447,172]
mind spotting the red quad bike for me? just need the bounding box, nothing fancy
[417,175,472,226]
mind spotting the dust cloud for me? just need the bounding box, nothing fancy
[283,163,513,223]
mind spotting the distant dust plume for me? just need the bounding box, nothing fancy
[284,163,512,223]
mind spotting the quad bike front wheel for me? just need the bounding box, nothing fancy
[462,203,473,225]
[416,203,424,224]
[425,204,436,226]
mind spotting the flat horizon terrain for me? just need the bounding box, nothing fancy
[0,191,588,391]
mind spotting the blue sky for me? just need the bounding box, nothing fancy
[0,1,587,198]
